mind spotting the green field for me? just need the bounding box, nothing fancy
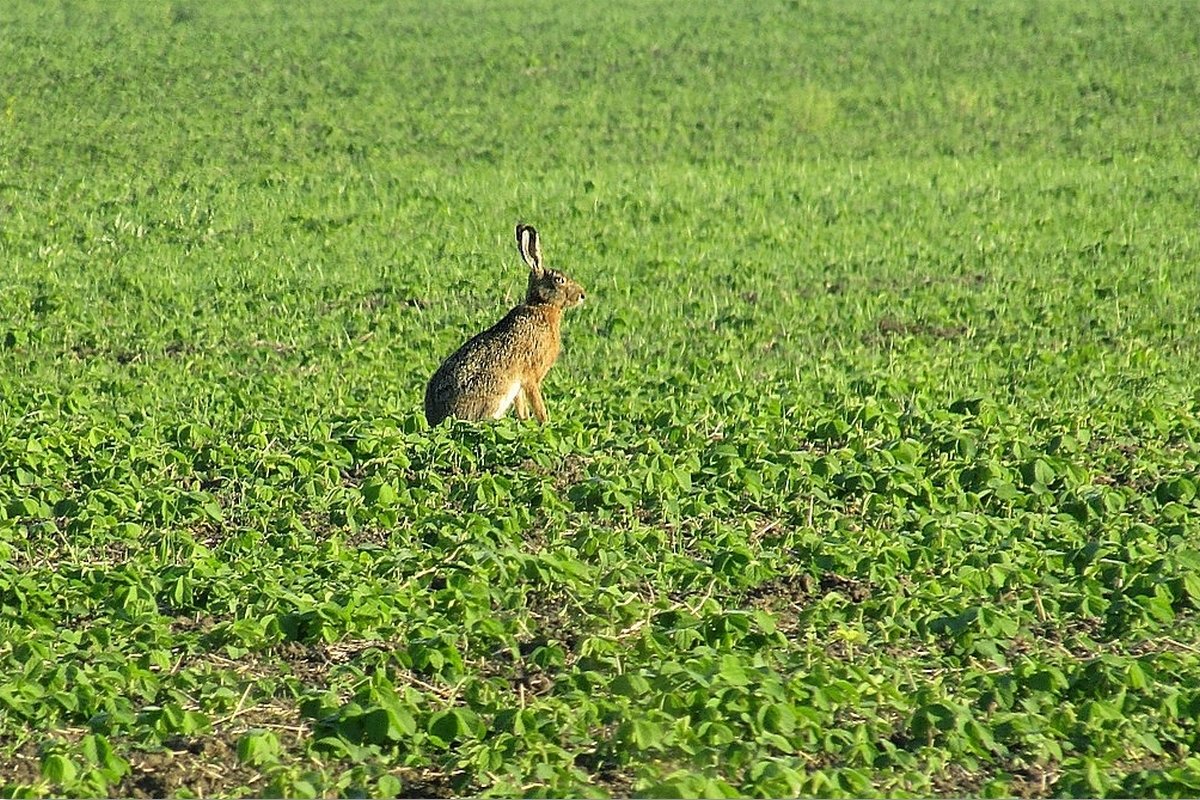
[3,0,1200,796]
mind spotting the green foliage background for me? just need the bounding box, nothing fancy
[1,0,1199,796]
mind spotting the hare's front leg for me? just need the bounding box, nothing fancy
[526,381,549,424]
[514,387,530,420]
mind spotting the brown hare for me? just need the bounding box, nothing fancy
[424,224,585,426]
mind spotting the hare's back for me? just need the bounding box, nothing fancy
[456,308,549,368]
[429,310,533,387]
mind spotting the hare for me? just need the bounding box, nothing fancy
[424,224,585,426]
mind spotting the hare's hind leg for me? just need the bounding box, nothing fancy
[489,379,523,419]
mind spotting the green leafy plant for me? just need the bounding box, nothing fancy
[2,0,1200,797]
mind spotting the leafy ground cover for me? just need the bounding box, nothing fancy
[2,0,1200,796]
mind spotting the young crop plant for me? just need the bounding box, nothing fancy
[1,0,1200,797]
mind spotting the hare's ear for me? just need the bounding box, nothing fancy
[515,223,543,274]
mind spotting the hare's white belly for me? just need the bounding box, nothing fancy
[492,380,522,418]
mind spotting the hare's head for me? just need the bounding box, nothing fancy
[517,223,585,309]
